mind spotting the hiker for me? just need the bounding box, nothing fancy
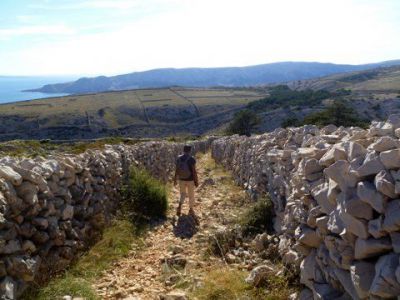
[174,145,199,217]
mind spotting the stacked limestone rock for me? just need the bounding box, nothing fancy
[212,115,400,299]
[0,139,212,299]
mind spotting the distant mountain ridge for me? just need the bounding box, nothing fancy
[27,60,400,94]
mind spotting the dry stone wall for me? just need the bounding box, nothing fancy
[0,139,213,299]
[212,116,400,299]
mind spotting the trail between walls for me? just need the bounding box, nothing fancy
[93,152,247,300]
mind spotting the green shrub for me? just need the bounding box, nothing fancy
[226,109,260,136]
[372,104,381,111]
[281,117,300,128]
[240,197,274,236]
[302,100,368,128]
[122,167,168,223]
[247,85,331,111]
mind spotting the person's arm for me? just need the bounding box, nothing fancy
[193,163,199,187]
[174,162,178,186]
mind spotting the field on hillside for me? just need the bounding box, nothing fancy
[288,65,400,92]
[0,88,267,140]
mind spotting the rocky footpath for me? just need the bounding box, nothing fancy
[212,115,400,299]
[0,138,213,299]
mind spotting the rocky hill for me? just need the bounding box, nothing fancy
[28,60,400,94]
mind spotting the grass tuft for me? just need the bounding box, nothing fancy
[191,267,293,300]
[23,219,142,300]
[121,166,168,223]
[240,196,274,236]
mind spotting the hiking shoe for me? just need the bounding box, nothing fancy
[189,209,200,225]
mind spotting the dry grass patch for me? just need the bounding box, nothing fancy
[23,219,144,300]
[191,267,293,300]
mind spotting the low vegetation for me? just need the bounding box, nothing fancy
[247,85,331,111]
[240,196,274,236]
[281,100,368,128]
[25,220,142,300]
[226,109,260,136]
[191,267,293,300]
[121,166,168,224]
[0,137,139,157]
[0,88,265,141]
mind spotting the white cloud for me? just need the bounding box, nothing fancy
[30,0,182,10]
[0,25,75,39]
[2,0,400,75]
[16,15,38,23]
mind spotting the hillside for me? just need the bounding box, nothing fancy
[250,66,400,132]
[287,65,400,92]
[27,60,400,94]
[0,87,267,141]
[1,65,400,142]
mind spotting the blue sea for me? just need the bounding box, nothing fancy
[0,76,77,104]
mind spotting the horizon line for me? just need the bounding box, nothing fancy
[1,58,399,78]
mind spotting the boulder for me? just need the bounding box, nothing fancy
[383,200,400,232]
[300,250,318,289]
[337,191,373,220]
[16,181,39,205]
[245,265,274,287]
[368,121,393,137]
[311,183,336,214]
[354,237,392,259]
[350,261,375,299]
[368,136,400,152]
[6,256,41,282]
[375,170,397,199]
[370,253,400,298]
[319,146,347,167]
[338,207,369,239]
[312,283,344,299]
[380,149,400,169]
[324,160,357,192]
[355,151,385,177]
[368,217,387,239]
[315,216,329,235]
[390,232,400,253]
[333,267,359,300]
[327,208,345,235]
[0,276,18,300]
[357,181,386,213]
[348,142,367,161]
[298,226,322,248]
[0,165,22,186]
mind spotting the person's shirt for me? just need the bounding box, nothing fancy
[177,154,196,181]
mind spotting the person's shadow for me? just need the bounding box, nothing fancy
[172,214,199,239]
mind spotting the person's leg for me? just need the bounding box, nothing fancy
[187,181,195,213]
[177,180,186,216]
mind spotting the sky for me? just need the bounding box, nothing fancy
[0,0,400,76]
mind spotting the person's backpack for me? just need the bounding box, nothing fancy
[177,155,192,179]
